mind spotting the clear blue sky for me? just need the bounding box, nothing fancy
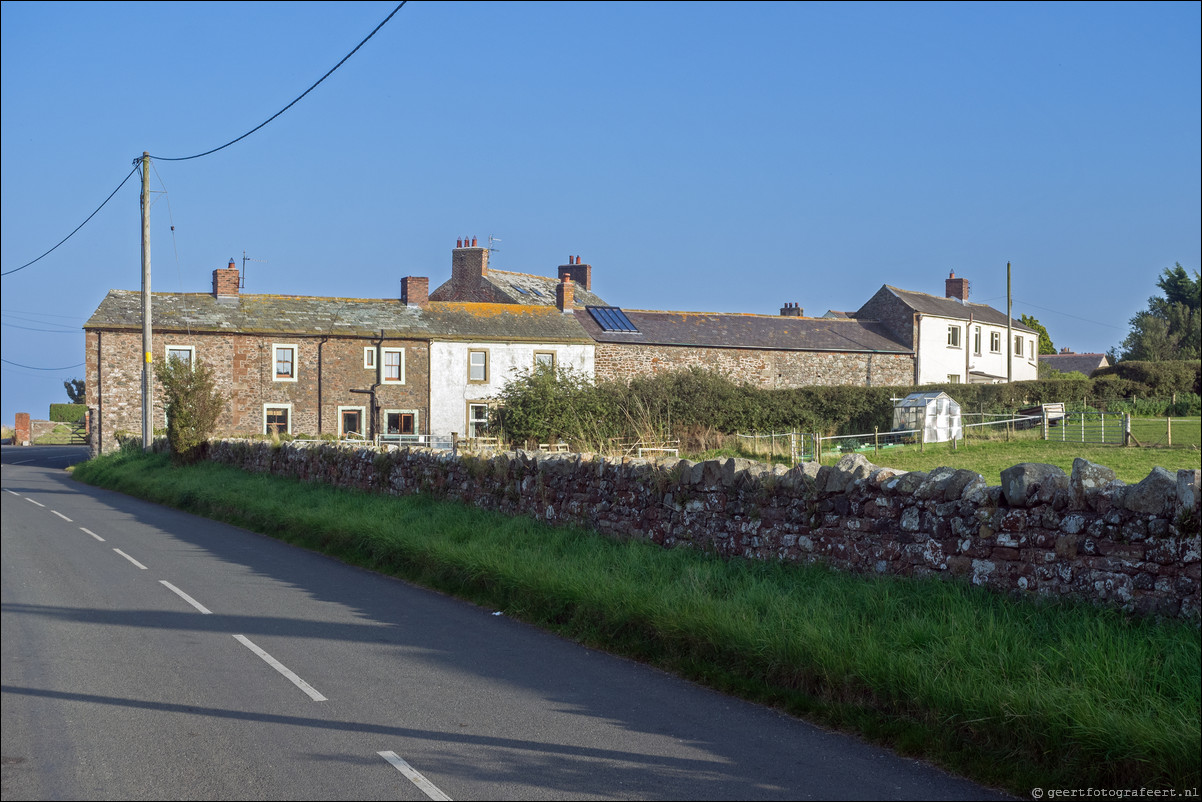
[2,1,1199,426]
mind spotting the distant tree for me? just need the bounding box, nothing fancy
[154,355,226,464]
[63,378,85,404]
[1117,263,1201,361]
[1020,314,1056,355]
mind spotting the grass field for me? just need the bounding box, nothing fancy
[71,449,1201,796]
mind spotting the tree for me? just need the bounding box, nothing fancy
[1020,314,1055,355]
[1117,263,1201,361]
[154,355,226,463]
[63,378,85,404]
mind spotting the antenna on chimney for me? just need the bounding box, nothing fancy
[242,249,268,290]
[488,234,502,251]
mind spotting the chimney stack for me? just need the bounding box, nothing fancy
[212,258,241,297]
[945,271,970,302]
[556,274,574,313]
[780,302,803,317]
[557,254,592,291]
[451,235,488,288]
[401,276,429,308]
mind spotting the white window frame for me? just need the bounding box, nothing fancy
[337,405,367,439]
[467,402,490,438]
[534,350,557,371]
[990,331,1001,353]
[363,347,376,370]
[947,374,962,384]
[468,349,489,384]
[264,403,293,435]
[273,343,298,382]
[165,344,195,368]
[1014,336,1024,357]
[947,325,961,348]
[973,326,981,356]
[382,347,405,384]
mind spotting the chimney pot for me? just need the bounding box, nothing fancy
[456,238,462,248]
[472,236,478,247]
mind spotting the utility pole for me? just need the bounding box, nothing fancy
[1006,261,1012,384]
[140,152,153,451]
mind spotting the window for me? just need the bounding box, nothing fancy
[467,403,489,438]
[1014,336,1024,357]
[990,332,1001,353]
[973,326,981,355]
[338,406,366,438]
[587,306,639,332]
[947,325,961,348]
[468,349,489,383]
[1029,339,1035,360]
[947,374,962,384]
[273,344,297,381]
[385,410,417,440]
[363,347,376,369]
[165,345,194,368]
[382,348,405,384]
[264,404,291,435]
[534,351,556,371]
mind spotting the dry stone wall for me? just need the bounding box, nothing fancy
[205,440,1201,618]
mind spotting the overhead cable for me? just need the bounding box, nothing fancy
[1,358,85,371]
[150,1,407,162]
[1,164,140,277]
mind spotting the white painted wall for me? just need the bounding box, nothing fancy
[429,341,595,439]
[917,316,1037,385]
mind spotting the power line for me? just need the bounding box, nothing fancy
[1,164,140,277]
[150,1,407,162]
[1,358,84,371]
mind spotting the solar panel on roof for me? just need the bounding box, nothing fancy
[587,306,639,332]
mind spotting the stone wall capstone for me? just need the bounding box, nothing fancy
[204,440,1201,618]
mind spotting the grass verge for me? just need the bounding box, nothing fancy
[71,450,1201,795]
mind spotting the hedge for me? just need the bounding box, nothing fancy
[48,404,86,423]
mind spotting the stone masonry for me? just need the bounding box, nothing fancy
[204,440,1201,619]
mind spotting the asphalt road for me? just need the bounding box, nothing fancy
[1,444,1013,800]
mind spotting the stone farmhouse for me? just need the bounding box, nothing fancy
[83,241,1035,452]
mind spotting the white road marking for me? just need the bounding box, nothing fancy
[233,635,327,702]
[25,498,45,507]
[160,581,212,614]
[52,510,72,522]
[11,459,34,465]
[5,489,20,496]
[80,527,105,542]
[112,549,148,570]
[378,751,453,801]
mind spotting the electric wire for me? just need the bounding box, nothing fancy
[1,164,140,277]
[1,358,84,371]
[149,160,194,335]
[150,1,407,162]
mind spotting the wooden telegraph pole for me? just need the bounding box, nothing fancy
[140,152,153,451]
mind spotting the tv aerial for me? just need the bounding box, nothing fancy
[240,249,267,289]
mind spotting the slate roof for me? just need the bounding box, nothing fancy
[1039,353,1110,376]
[485,269,609,307]
[574,308,910,353]
[875,286,1035,332]
[84,290,592,343]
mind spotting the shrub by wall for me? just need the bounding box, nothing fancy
[49,403,86,423]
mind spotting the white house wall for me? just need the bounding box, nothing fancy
[429,342,595,439]
[917,316,1037,385]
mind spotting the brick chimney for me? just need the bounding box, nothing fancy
[401,276,428,308]
[780,302,803,317]
[451,236,488,289]
[557,254,592,291]
[213,258,240,297]
[556,275,574,313]
[945,271,969,302]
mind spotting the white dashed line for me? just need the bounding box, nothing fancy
[112,549,148,570]
[5,489,20,496]
[80,528,105,542]
[24,498,45,507]
[52,510,72,522]
[160,581,212,614]
[378,751,453,801]
[233,635,326,702]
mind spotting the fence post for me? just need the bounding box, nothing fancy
[874,427,879,455]
[1042,408,1048,440]
[815,433,821,465]
[920,426,925,453]
[451,431,459,456]
[1167,415,1172,447]
[1123,414,1131,447]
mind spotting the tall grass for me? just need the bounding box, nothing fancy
[72,451,1201,794]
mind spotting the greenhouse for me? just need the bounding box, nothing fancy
[892,391,963,443]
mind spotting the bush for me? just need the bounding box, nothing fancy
[154,355,226,464]
[49,403,86,423]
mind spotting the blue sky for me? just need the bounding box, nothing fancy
[2,1,1199,426]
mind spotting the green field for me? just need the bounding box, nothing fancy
[71,449,1201,795]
